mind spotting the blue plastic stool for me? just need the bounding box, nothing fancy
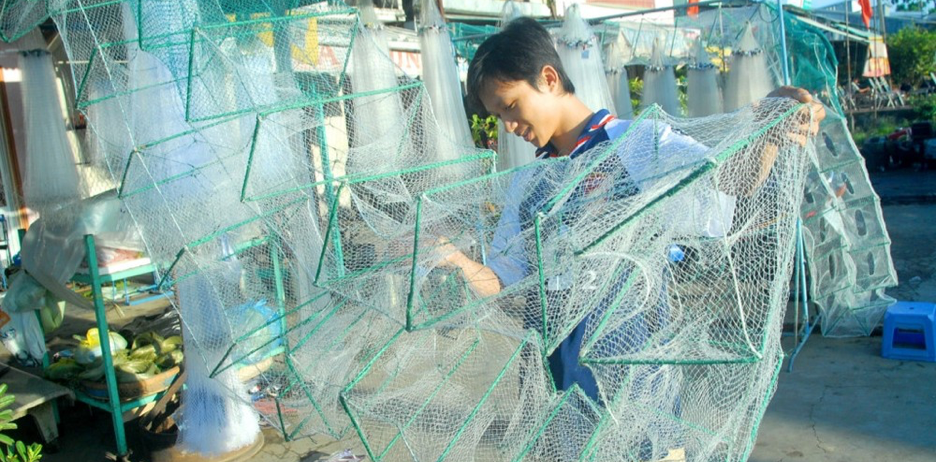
[881,301,936,362]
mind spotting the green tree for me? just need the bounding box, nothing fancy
[469,114,498,149]
[891,0,936,13]
[629,77,643,112]
[887,26,936,87]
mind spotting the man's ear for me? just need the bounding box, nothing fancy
[539,65,562,94]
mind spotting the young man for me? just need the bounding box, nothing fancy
[436,17,824,401]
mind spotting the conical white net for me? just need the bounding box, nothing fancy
[555,4,614,117]
[20,31,82,214]
[687,40,722,117]
[418,0,473,151]
[640,38,680,116]
[494,1,537,172]
[604,28,634,120]
[724,22,774,112]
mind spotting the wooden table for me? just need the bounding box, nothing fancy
[2,363,73,444]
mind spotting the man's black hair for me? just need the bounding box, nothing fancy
[466,17,575,113]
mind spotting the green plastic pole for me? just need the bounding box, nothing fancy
[534,214,549,352]
[436,333,530,461]
[314,89,345,277]
[406,198,424,330]
[85,235,128,457]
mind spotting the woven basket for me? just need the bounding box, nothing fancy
[82,366,181,401]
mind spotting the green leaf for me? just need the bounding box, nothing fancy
[26,443,41,461]
[0,435,13,446]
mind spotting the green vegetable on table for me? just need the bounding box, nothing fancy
[46,331,183,383]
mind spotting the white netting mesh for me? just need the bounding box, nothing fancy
[724,22,774,112]
[687,40,722,117]
[5,1,861,460]
[418,0,473,151]
[799,114,897,336]
[330,98,815,461]
[601,5,897,336]
[555,4,614,117]
[640,38,680,116]
[352,1,406,145]
[494,1,537,172]
[603,28,634,120]
[20,31,82,214]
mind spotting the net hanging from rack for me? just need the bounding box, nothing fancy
[494,0,537,172]
[19,31,82,214]
[604,28,634,120]
[724,22,775,112]
[555,4,615,115]
[687,39,723,117]
[419,0,473,151]
[640,38,680,116]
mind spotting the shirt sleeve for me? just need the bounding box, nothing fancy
[486,172,532,287]
[610,119,736,238]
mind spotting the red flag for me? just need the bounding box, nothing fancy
[687,0,699,18]
[858,0,873,28]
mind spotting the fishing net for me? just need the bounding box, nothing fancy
[783,13,898,337]
[603,28,634,120]
[418,0,473,150]
[351,0,405,147]
[724,22,774,112]
[687,39,722,117]
[334,95,816,462]
[494,1,537,172]
[598,4,897,337]
[2,1,863,460]
[19,31,82,214]
[555,4,614,117]
[640,38,681,115]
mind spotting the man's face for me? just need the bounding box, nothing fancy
[478,77,561,149]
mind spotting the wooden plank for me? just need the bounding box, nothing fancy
[2,364,73,421]
[1,363,73,443]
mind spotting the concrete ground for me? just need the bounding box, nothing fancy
[751,336,936,462]
[4,170,935,461]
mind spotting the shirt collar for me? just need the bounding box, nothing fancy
[535,109,615,160]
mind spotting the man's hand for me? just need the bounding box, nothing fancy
[766,86,826,146]
[429,236,503,298]
[719,86,826,197]
[432,236,467,268]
